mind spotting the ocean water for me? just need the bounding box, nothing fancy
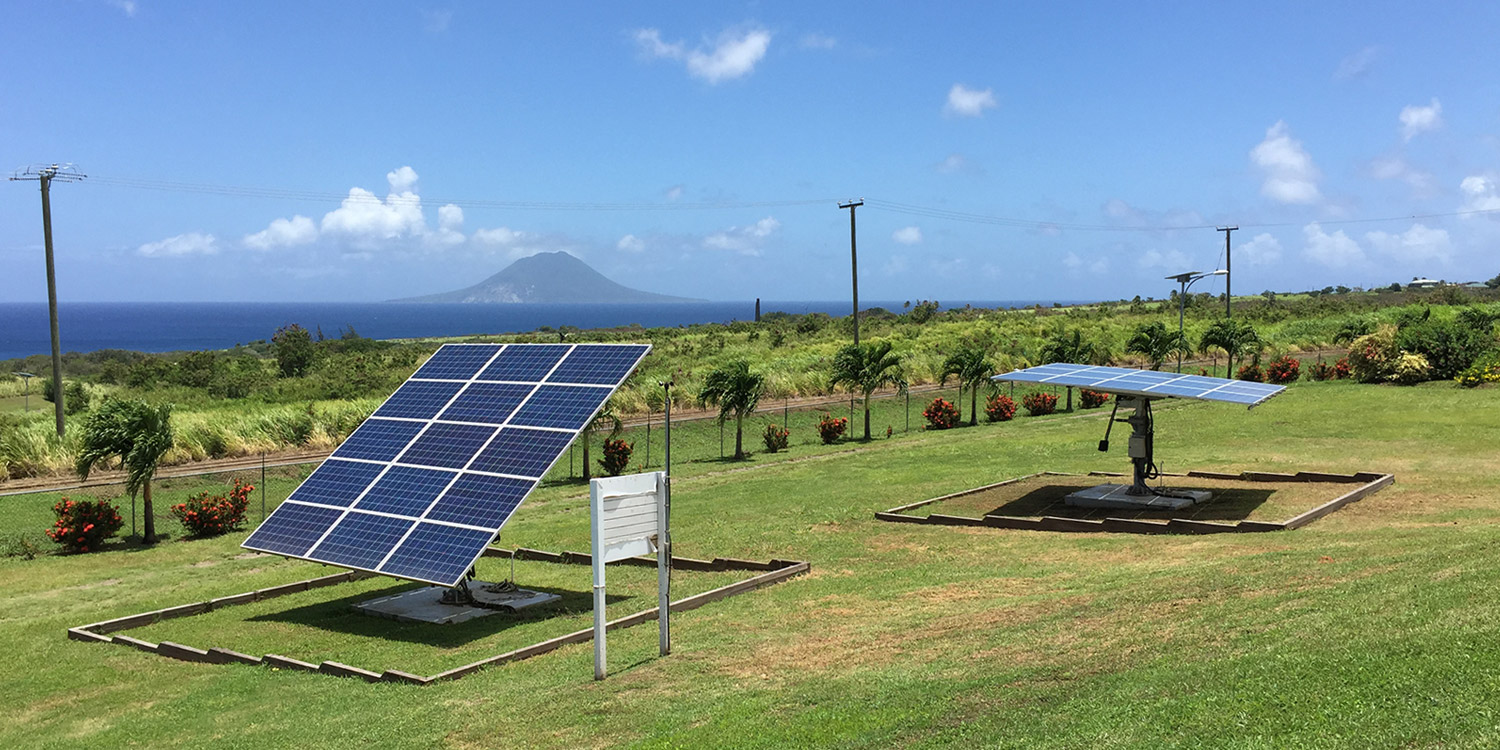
[0,299,1082,361]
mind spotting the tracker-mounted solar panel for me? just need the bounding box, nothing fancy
[243,343,651,587]
[991,363,1285,409]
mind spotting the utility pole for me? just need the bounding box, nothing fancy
[1217,225,1237,319]
[839,199,863,346]
[11,165,85,437]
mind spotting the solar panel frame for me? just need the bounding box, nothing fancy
[990,363,1285,408]
[242,342,651,587]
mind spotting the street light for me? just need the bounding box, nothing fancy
[1165,270,1227,373]
[12,372,36,412]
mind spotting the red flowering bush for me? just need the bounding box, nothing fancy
[984,394,1017,422]
[1021,391,1058,417]
[599,438,633,476]
[762,423,790,452]
[172,478,253,537]
[1079,389,1110,409]
[1309,359,1337,381]
[817,415,848,444]
[1237,363,1264,382]
[1196,367,1211,377]
[923,398,960,429]
[1333,358,1351,379]
[1263,355,1300,385]
[46,497,124,553]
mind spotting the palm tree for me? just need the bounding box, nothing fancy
[1199,319,1262,376]
[75,398,174,544]
[1125,321,1192,371]
[940,346,994,426]
[698,360,765,459]
[828,341,907,440]
[1038,328,1110,366]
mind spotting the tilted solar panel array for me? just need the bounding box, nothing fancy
[243,343,650,586]
[991,363,1285,408]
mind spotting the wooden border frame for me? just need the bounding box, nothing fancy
[66,547,810,685]
[875,469,1394,535]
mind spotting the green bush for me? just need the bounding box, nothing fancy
[46,497,124,553]
[761,423,790,452]
[1395,318,1487,381]
[1456,350,1500,387]
[1348,325,1398,383]
[1390,352,1432,385]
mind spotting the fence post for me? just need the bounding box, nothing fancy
[905,390,910,433]
[719,421,724,459]
[260,453,267,520]
[645,414,652,468]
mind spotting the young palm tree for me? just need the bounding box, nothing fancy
[1199,319,1262,376]
[940,346,994,426]
[698,360,765,459]
[1039,327,1110,366]
[75,398,174,544]
[1125,321,1192,371]
[828,341,908,440]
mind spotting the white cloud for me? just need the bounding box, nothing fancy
[320,187,426,248]
[1238,232,1283,266]
[426,204,465,248]
[634,27,772,84]
[935,153,968,174]
[1461,175,1500,213]
[1399,98,1443,141]
[1333,46,1379,81]
[106,0,137,17]
[1139,248,1189,270]
[892,226,922,245]
[617,234,645,253]
[1250,121,1322,205]
[799,33,837,50]
[703,216,779,255]
[138,232,219,258]
[244,215,318,250]
[944,84,997,117]
[1302,222,1363,267]
[664,185,684,201]
[470,226,557,261]
[387,166,420,194]
[1364,223,1451,262]
[1370,155,1437,195]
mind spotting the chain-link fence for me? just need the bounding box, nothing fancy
[0,381,1088,559]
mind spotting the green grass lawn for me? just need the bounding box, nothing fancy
[2,380,1498,748]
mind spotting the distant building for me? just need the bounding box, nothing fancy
[1408,277,1442,289]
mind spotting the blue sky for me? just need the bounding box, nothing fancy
[4,2,1500,303]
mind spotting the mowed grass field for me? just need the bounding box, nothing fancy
[1,380,1498,748]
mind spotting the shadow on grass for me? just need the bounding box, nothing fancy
[989,484,1275,522]
[247,582,639,648]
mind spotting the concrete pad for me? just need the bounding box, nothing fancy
[352,581,561,625]
[1065,483,1211,510]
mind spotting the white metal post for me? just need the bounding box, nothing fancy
[656,471,670,656]
[590,478,607,680]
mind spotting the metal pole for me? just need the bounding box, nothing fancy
[645,414,651,468]
[660,381,673,656]
[839,199,863,347]
[1177,278,1188,373]
[591,478,606,680]
[1218,225,1237,318]
[260,453,267,520]
[39,173,65,436]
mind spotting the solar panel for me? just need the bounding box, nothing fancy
[243,342,651,587]
[991,363,1285,408]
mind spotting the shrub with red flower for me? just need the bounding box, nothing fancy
[1263,355,1300,385]
[1333,358,1351,379]
[1309,359,1336,381]
[1196,367,1211,377]
[599,438,633,476]
[984,394,1017,422]
[46,497,124,553]
[1237,362,1264,382]
[1021,391,1058,417]
[1079,389,1110,409]
[817,415,848,444]
[923,398,960,429]
[172,478,253,537]
[762,423,790,452]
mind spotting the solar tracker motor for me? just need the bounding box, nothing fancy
[1115,396,1156,496]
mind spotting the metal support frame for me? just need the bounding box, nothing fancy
[1101,395,1156,496]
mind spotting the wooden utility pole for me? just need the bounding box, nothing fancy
[839,199,863,346]
[11,165,85,437]
[1217,225,1237,319]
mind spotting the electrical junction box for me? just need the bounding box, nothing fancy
[1128,435,1150,459]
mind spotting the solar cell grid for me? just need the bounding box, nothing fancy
[992,363,1284,408]
[351,465,456,517]
[374,380,465,420]
[476,344,570,382]
[243,342,651,586]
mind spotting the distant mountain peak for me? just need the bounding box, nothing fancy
[391,251,703,303]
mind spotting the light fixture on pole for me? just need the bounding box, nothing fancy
[13,372,36,412]
[1165,269,1227,373]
